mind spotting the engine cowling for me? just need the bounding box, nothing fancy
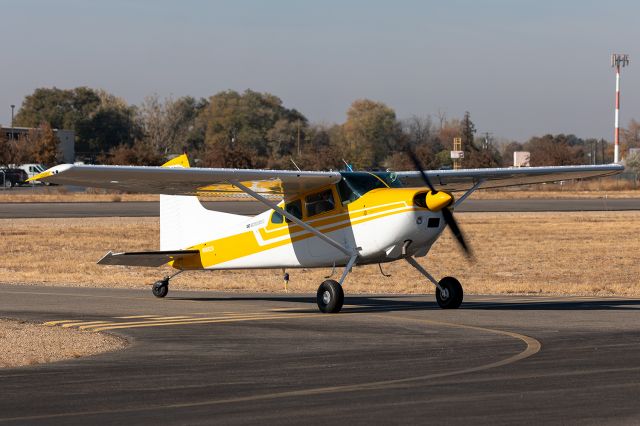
[413,191,454,211]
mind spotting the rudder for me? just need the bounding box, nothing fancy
[159,154,247,250]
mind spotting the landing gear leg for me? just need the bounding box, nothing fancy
[316,255,357,314]
[405,257,463,309]
[151,270,184,299]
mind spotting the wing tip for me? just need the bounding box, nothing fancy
[27,164,74,182]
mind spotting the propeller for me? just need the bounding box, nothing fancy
[407,150,474,260]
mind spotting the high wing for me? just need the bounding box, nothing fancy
[97,250,200,267]
[396,164,624,192]
[31,163,623,197]
[30,164,341,197]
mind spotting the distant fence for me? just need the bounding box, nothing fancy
[492,172,639,192]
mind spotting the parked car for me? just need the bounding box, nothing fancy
[0,168,28,188]
[19,163,47,180]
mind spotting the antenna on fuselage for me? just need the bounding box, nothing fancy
[342,159,354,172]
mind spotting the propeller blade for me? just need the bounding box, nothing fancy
[407,148,473,260]
[407,150,437,193]
[441,207,473,260]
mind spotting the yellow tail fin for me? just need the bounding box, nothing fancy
[162,153,190,168]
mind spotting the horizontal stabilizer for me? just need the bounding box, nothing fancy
[97,250,200,267]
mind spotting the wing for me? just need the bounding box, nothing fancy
[395,164,624,192]
[29,164,341,197]
[97,250,200,267]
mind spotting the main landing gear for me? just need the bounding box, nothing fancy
[317,280,344,313]
[405,257,463,309]
[151,270,184,298]
[315,255,358,314]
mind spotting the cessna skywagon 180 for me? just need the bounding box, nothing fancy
[30,154,623,313]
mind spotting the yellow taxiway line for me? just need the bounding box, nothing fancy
[114,315,164,319]
[44,311,320,332]
[43,320,76,326]
[61,321,112,328]
[89,313,318,331]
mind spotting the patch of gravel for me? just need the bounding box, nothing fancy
[0,318,127,368]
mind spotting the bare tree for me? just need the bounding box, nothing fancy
[403,115,434,147]
[622,119,640,155]
[137,95,202,158]
[436,109,447,130]
[626,152,640,175]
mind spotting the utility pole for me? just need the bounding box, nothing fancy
[10,104,15,140]
[611,53,630,163]
[296,120,301,157]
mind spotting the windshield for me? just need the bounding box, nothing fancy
[337,171,403,205]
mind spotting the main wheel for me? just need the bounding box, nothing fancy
[152,280,169,298]
[3,180,12,188]
[436,276,463,309]
[316,280,344,313]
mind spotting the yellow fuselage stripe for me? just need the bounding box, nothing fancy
[178,188,428,269]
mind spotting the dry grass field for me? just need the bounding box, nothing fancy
[0,191,159,203]
[1,212,639,296]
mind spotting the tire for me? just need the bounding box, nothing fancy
[152,280,169,298]
[3,180,12,188]
[436,276,463,309]
[316,280,344,313]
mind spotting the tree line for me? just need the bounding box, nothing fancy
[3,86,640,170]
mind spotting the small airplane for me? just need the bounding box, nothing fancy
[30,153,623,313]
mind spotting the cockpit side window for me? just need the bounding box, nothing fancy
[337,172,402,205]
[305,189,336,217]
[337,178,359,205]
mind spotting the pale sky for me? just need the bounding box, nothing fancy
[1,0,639,142]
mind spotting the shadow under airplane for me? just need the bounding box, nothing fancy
[169,294,640,314]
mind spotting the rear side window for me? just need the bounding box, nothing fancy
[271,211,283,224]
[305,189,335,217]
[285,200,302,223]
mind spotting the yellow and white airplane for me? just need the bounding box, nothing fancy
[30,154,622,313]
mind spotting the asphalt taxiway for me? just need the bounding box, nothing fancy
[1,284,640,424]
[2,198,640,218]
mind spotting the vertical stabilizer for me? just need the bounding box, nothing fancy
[159,154,247,250]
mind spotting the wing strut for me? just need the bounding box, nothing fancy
[228,180,357,258]
[453,179,485,209]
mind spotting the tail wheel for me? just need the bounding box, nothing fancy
[152,280,169,298]
[316,280,344,313]
[436,276,463,309]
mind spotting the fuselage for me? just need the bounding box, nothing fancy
[175,172,448,271]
